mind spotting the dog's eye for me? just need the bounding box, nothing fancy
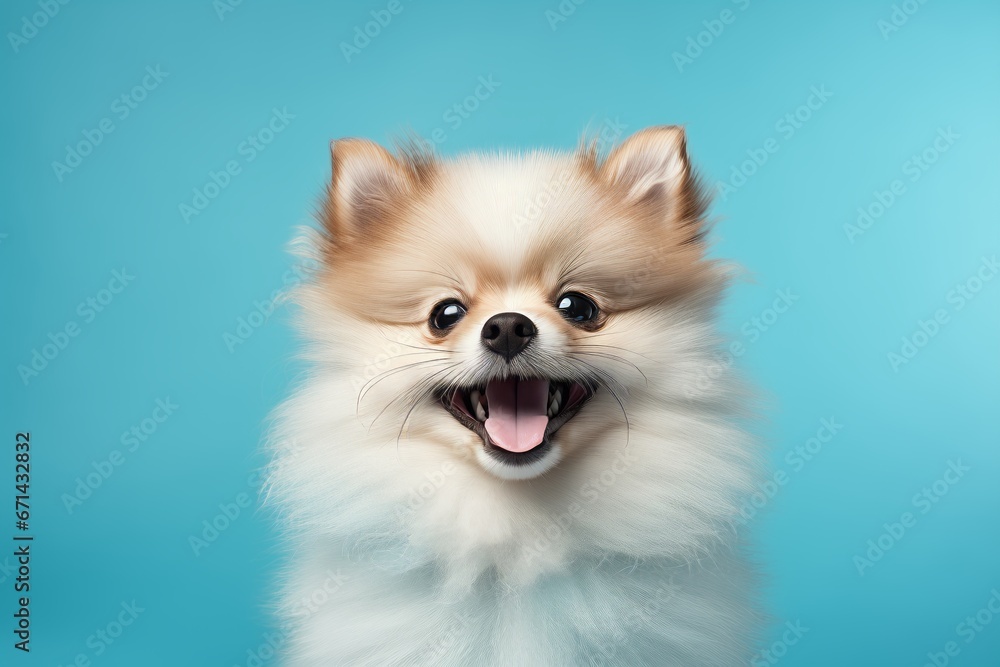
[430,300,467,331]
[556,292,598,323]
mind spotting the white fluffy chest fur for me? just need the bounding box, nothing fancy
[267,332,762,666]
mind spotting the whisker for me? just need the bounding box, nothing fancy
[572,343,656,362]
[573,349,649,387]
[385,339,455,354]
[374,324,455,354]
[570,356,628,397]
[369,361,459,432]
[393,363,463,450]
[569,357,631,447]
[357,357,452,417]
[601,383,631,448]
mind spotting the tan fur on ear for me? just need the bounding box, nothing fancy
[598,126,710,245]
[322,138,436,247]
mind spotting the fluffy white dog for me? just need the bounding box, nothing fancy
[266,127,763,666]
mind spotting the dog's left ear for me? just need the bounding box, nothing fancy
[324,138,416,246]
[600,126,707,243]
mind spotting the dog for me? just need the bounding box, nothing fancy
[265,126,764,665]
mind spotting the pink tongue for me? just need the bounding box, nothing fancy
[484,378,550,453]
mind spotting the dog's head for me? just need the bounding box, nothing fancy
[298,127,724,482]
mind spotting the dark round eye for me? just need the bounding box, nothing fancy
[556,292,599,323]
[430,300,467,331]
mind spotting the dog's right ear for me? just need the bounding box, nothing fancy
[598,126,709,247]
[324,138,414,245]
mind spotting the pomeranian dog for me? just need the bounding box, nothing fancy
[266,126,764,666]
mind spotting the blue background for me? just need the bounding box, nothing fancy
[2,0,998,665]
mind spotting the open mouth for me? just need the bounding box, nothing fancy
[439,377,595,468]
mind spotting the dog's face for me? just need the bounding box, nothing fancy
[306,127,719,481]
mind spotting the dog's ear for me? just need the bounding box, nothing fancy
[600,126,707,244]
[601,126,689,202]
[324,138,415,245]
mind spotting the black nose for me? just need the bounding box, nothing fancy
[481,312,537,360]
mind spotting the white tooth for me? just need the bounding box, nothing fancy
[470,390,480,407]
[475,401,487,421]
[549,389,562,415]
